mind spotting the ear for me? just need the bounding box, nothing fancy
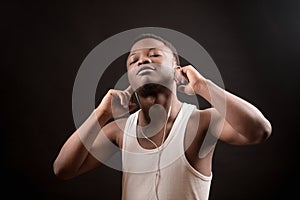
[174,65,189,86]
[173,65,181,85]
[172,58,178,68]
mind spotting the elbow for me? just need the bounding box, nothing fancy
[255,126,272,144]
[259,118,272,143]
[251,119,272,144]
[53,161,68,180]
[53,160,76,180]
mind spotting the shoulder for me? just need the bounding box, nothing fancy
[188,107,214,132]
[186,107,219,146]
[102,116,130,148]
[184,107,212,145]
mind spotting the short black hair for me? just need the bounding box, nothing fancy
[131,33,180,65]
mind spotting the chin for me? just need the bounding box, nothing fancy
[136,83,172,98]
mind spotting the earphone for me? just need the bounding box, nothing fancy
[134,92,172,200]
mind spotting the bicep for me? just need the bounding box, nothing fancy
[77,119,125,175]
[207,108,252,145]
[219,120,252,145]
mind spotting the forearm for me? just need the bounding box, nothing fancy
[197,79,272,141]
[53,108,111,179]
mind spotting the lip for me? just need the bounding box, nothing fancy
[136,65,155,75]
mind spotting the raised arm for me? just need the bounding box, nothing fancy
[53,86,136,180]
[177,65,272,145]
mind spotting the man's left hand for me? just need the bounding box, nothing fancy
[175,65,207,95]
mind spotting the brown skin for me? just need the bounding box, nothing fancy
[53,38,272,180]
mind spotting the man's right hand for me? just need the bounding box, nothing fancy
[96,86,137,120]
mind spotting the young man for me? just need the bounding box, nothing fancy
[53,34,272,200]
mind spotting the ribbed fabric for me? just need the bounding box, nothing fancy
[122,103,212,200]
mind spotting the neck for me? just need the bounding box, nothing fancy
[135,84,181,125]
[136,89,182,143]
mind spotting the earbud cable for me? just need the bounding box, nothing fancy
[136,93,172,200]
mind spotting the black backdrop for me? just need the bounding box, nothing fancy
[1,0,299,199]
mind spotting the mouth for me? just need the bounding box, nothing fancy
[136,65,155,75]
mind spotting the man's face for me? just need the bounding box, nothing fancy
[126,38,176,91]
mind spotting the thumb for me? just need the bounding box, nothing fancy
[177,85,195,95]
[177,85,186,93]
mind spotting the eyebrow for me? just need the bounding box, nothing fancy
[128,48,158,57]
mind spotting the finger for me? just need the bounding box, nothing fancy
[122,91,131,107]
[125,85,133,94]
[179,65,188,73]
[179,65,194,74]
[124,88,132,101]
[116,92,127,107]
[124,91,133,108]
[176,67,189,83]
[178,71,189,85]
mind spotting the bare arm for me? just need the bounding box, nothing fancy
[53,109,112,180]
[177,65,272,145]
[53,86,136,180]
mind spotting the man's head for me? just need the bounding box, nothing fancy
[126,33,180,94]
[130,33,180,65]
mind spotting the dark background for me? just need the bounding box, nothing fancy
[1,0,299,199]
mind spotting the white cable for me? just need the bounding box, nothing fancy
[136,92,172,200]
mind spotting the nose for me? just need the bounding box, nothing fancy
[137,56,152,66]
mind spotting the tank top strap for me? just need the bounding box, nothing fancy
[159,102,196,169]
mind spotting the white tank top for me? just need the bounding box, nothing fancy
[122,103,212,200]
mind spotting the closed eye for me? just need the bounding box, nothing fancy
[130,60,138,65]
[150,54,161,57]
